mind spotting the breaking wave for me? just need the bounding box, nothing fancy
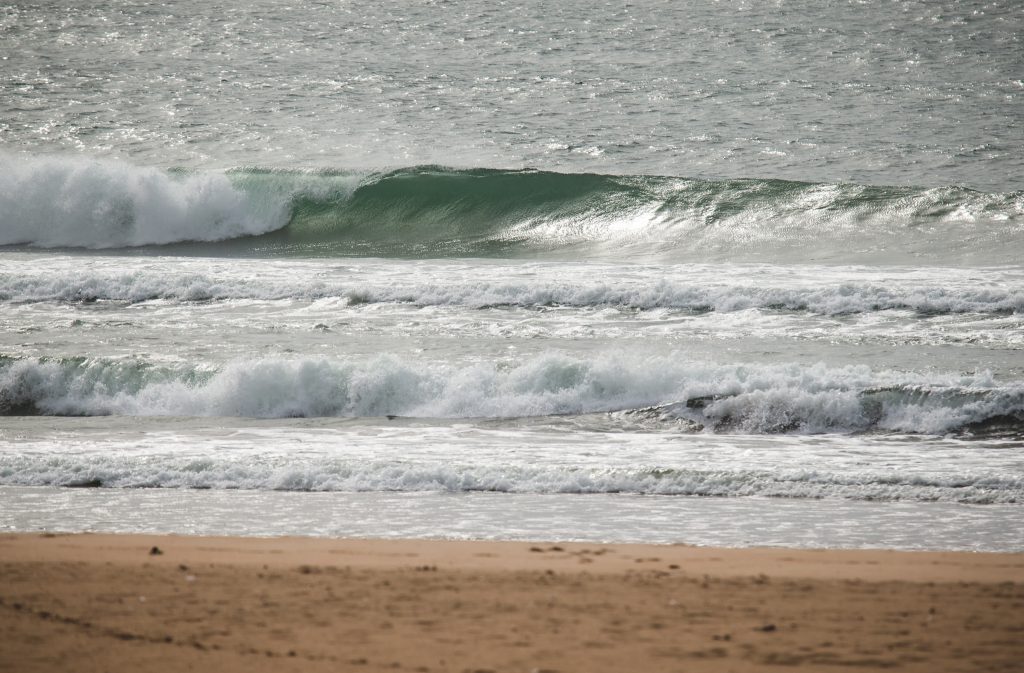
[2,354,1021,437]
[2,155,1022,263]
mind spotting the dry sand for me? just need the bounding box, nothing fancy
[1,533,1023,672]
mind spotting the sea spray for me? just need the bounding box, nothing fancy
[2,158,1021,263]
[0,155,300,247]
[2,354,1021,436]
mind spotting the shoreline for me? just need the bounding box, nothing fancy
[3,533,1023,672]
[5,485,1021,553]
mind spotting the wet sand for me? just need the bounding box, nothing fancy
[1,533,1023,672]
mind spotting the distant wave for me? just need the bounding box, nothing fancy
[2,155,1022,263]
[2,354,1021,437]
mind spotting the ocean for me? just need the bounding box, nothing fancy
[1,0,1022,551]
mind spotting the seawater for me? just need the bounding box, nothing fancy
[1,0,1022,550]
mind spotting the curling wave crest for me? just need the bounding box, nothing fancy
[2,156,1022,263]
[0,155,294,247]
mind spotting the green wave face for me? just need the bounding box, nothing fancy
[228,166,1023,263]
[4,159,1021,262]
[239,167,653,257]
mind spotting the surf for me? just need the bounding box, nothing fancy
[1,155,1021,264]
[2,259,1021,315]
[2,353,1022,438]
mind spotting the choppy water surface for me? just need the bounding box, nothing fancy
[1,0,1022,549]
[3,0,1022,190]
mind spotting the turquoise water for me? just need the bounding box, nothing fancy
[2,163,1021,263]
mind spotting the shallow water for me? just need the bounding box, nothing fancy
[4,486,1021,552]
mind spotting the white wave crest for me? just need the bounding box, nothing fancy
[1,354,1020,435]
[0,155,290,247]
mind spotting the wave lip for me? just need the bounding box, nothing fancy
[2,354,1021,437]
[2,156,1022,262]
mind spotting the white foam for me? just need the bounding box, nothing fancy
[2,354,1020,436]
[0,155,290,247]
[0,453,1019,503]
[2,265,1021,314]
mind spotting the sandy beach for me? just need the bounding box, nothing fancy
[1,534,1022,673]
[4,2,1023,672]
